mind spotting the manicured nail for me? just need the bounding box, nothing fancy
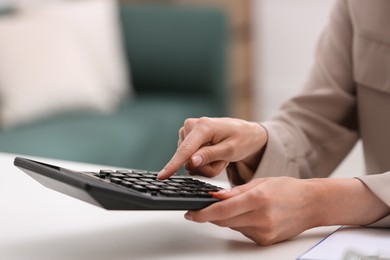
[157,169,166,179]
[209,189,230,198]
[214,189,230,195]
[184,212,193,221]
[191,155,202,167]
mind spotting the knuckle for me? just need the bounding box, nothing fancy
[201,147,215,162]
[198,116,211,123]
[253,234,275,246]
[247,228,277,246]
[184,118,196,130]
[251,186,269,203]
[262,229,278,246]
[223,140,236,156]
[178,127,184,136]
[197,117,213,131]
[246,188,262,203]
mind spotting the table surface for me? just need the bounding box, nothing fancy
[0,152,338,260]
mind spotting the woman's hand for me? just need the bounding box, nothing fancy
[184,177,390,246]
[185,177,320,246]
[157,117,268,180]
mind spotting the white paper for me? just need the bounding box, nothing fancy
[298,226,390,260]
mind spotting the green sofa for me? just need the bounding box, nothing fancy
[0,4,228,172]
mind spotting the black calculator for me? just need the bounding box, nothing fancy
[14,157,223,210]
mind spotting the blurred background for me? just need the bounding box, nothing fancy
[0,0,363,176]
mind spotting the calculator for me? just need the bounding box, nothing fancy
[14,157,223,210]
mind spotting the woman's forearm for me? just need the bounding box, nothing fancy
[309,178,390,227]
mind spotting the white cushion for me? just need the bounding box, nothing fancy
[19,0,132,102]
[0,15,115,128]
[0,0,132,129]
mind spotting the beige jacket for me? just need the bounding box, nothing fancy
[228,0,390,226]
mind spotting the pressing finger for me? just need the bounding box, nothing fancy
[158,129,212,179]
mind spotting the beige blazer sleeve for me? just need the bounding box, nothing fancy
[228,0,359,182]
[227,0,390,226]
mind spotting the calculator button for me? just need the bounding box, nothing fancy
[151,181,166,186]
[180,191,197,197]
[99,170,115,178]
[116,170,132,174]
[110,178,122,184]
[135,181,149,186]
[182,187,197,191]
[165,186,180,191]
[132,170,148,174]
[145,185,162,191]
[140,178,154,182]
[167,182,182,187]
[160,190,180,197]
[142,174,157,178]
[124,177,138,182]
[131,185,147,192]
[126,173,142,178]
[186,184,200,188]
[111,173,126,178]
[170,179,186,183]
[169,176,189,180]
[197,192,213,198]
[120,181,133,187]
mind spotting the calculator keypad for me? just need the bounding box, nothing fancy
[84,169,223,198]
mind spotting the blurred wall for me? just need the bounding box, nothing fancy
[253,0,335,121]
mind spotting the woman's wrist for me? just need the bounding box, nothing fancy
[227,123,267,185]
[306,178,390,227]
[240,122,268,173]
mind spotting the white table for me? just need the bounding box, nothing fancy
[0,152,338,260]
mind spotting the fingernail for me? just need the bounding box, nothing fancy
[217,189,230,194]
[191,155,202,167]
[157,169,166,179]
[184,212,193,221]
[209,189,230,198]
